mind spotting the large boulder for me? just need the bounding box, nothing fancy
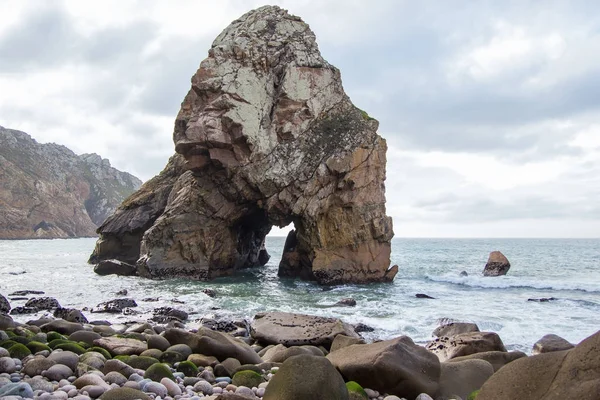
[437,359,494,399]
[446,350,527,372]
[251,312,359,348]
[482,251,510,276]
[263,354,348,400]
[93,337,147,355]
[477,330,600,400]
[432,322,479,337]
[426,331,507,361]
[163,327,262,364]
[93,259,137,276]
[327,336,440,398]
[89,5,396,285]
[532,333,574,354]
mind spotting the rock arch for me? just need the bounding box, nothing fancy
[89,6,397,284]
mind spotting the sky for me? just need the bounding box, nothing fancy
[1,0,599,238]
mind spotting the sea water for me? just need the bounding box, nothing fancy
[0,237,598,353]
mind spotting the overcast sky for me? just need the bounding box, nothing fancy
[1,0,599,238]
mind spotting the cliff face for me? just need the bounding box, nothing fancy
[90,6,396,284]
[0,126,142,239]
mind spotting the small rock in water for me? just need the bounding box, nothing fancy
[116,289,128,296]
[482,251,510,276]
[202,289,217,298]
[9,290,44,296]
[334,298,357,307]
[527,297,558,302]
[416,293,435,299]
[25,296,61,310]
[92,298,138,313]
[459,271,468,277]
[354,323,375,333]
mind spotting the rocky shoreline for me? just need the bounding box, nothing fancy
[1,292,598,400]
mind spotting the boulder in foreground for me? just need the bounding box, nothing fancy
[477,329,600,400]
[327,336,440,398]
[251,311,359,347]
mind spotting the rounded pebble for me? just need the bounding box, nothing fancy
[0,357,17,374]
[193,380,213,395]
[236,385,256,398]
[160,377,182,397]
[144,381,168,397]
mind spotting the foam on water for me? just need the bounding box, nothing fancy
[0,237,598,354]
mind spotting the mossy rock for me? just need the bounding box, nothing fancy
[467,390,480,400]
[55,342,86,355]
[232,370,265,388]
[144,363,175,382]
[10,336,30,345]
[98,386,151,400]
[88,346,112,359]
[0,339,18,349]
[5,330,17,338]
[8,343,32,359]
[47,331,66,342]
[48,338,71,349]
[140,348,163,359]
[346,381,368,399]
[26,341,52,353]
[114,355,131,363]
[176,360,198,377]
[76,341,91,349]
[126,356,159,370]
[160,350,185,364]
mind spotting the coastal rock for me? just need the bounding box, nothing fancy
[532,334,574,354]
[90,5,396,285]
[0,293,10,314]
[477,329,600,400]
[93,298,138,313]
[251,312,359,347]
[447,350,527,372]
[330,334,365,352]
[426,332,507,362]
[40,320,84,335]
[94,260,137,276]
[263,354,348,400]
[54,307,89,323]
[437,359,494,399]
[163,327,262,364]
[24,296,61,310]
[482,251,510,276]
[260,344,324,363]
[433,322,480,338]
[0,126,141,239]
[94,337,147,355]
[99,387,150,400]
[327,336,440,398]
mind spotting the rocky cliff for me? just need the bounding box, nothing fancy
[90,5,397,284]
[0,126,142,239]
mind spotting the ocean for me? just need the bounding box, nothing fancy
[0,237,598,353]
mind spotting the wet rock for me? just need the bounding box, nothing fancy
[0,293,10,314]
[25,296,61,310]
[93,298,138,313]
[334,298,357,307]
[251,311,359,347]
[9,306,37,314]
[94,259,137,276]
[527,297,558,302]
[353,323,375,333]
[9,290,44,296]
[53,307,89,323]
[202,289,217,298]
[416,293,435,299]
[532,334,574,354]
[482,251,510,276]
[151,307,188,323]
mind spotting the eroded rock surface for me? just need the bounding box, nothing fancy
[0,126,141,239]
[483,251,510,276]
[90,6,396,284]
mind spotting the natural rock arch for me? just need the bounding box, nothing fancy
[90,6,397,284]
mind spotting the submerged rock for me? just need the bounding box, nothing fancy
[482,251,510,276]
[89,5,396,285]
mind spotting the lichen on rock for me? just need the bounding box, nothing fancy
[90,5,397,284]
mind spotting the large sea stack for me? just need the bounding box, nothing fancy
[90,6,397,284]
